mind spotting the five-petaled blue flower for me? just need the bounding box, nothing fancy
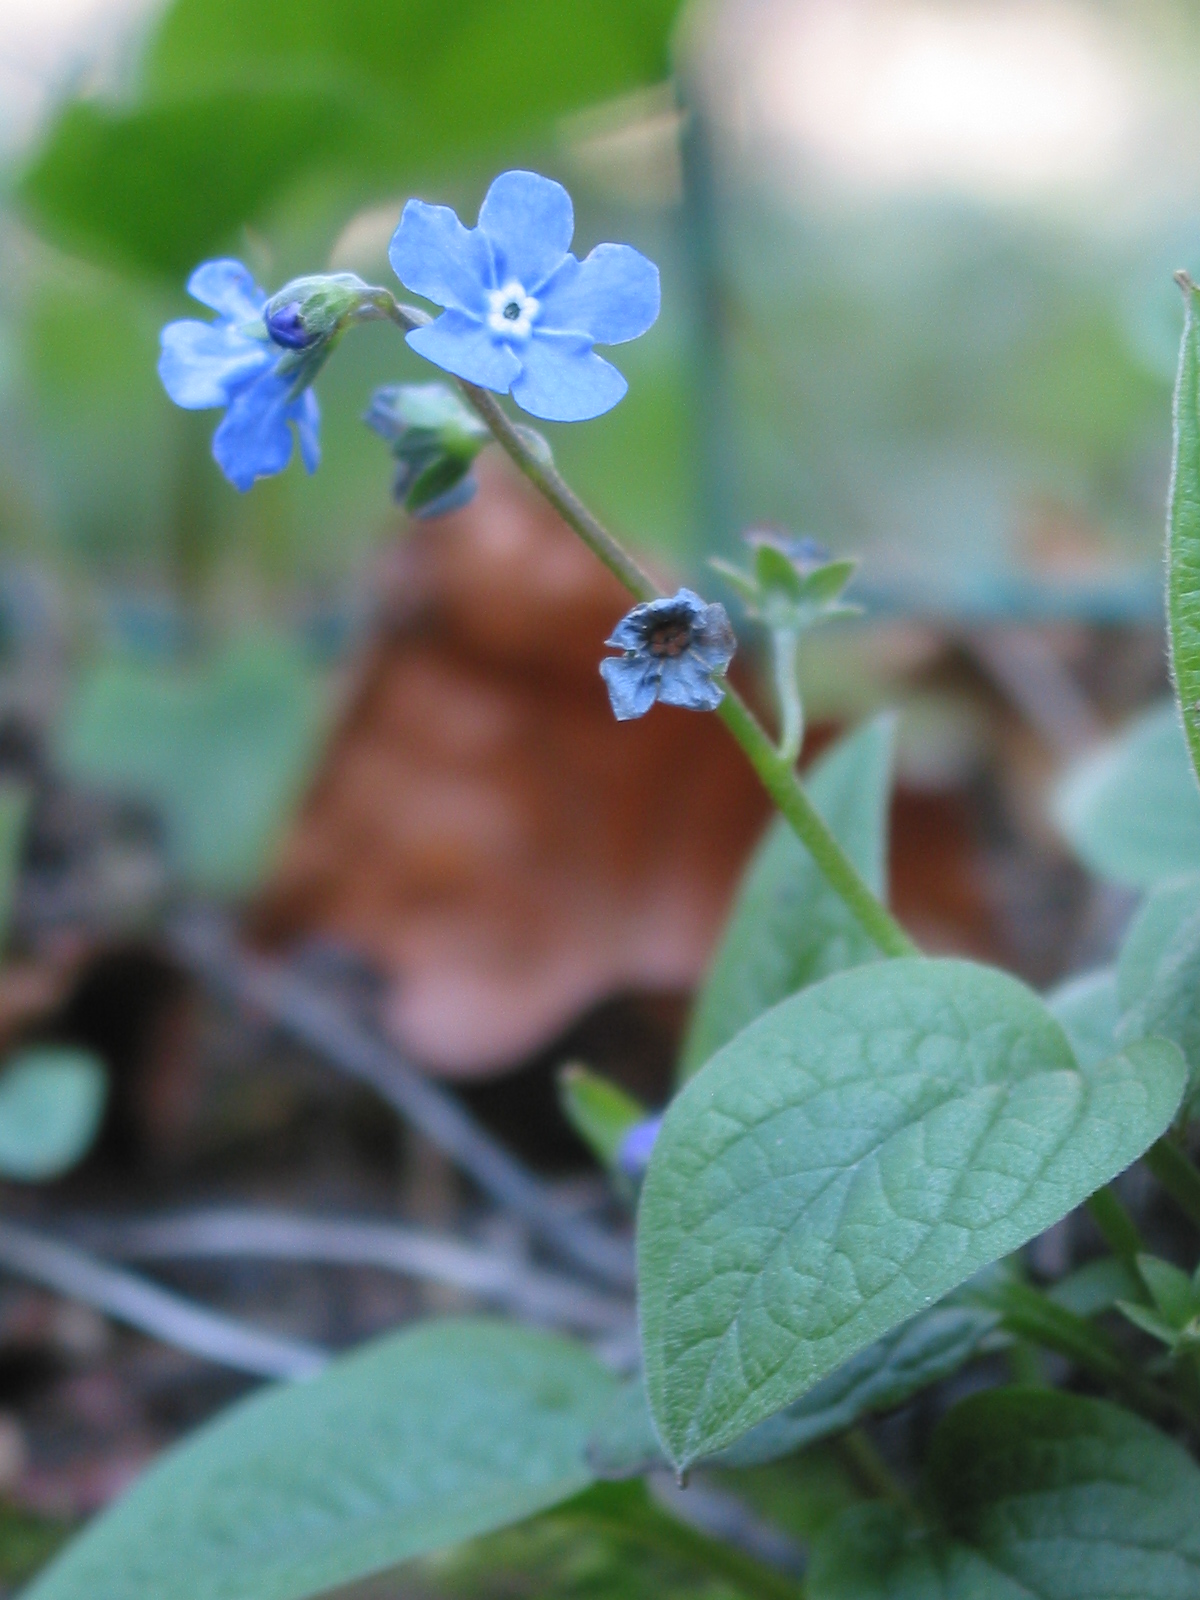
[600,589,735,721]
[389,170,660,423]
[158,260,320,492]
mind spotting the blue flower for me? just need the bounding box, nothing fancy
[600,589,736,721]
[617,1114,663,1181]
[388,169,660,423]
[158,259,320,492]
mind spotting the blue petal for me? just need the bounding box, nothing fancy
[606,600,656,650]
[537,244,660,344]
[292,388,321,474]
[478,170,574,291]
[389,200,493,314]
[511,333,627,422]
[187,259,266,322]
[158,319,272,408]
[617,1114,663,1178]
[600,654,660,720]
[406,311,522,391]
[211,371,295,491]
[689,602,736,671]
[657,653,725,712]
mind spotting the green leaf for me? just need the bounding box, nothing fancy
[589,1304,995,1478]
[1116,874,1200,1106]
[1046,967,1118,1068]
[1137,1251,1198,1326]
[25,1319,616,1600]
[17,92,354,280]
[713,1305,997,1469]
[1170,276,1200,792]
[0,1049,106,1181]
[1047,1255,1140,1317]
[55,636,326,899]
[809,1390,1200,1599]
[21,0,681,279]
[1054,702,1200,887]
[679,716,895,1078]
[638,958,1186,1468]
[556,1065,646,1171]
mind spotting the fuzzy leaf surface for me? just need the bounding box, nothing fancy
[639,959,1185,1467]
[25,1319,615,1600]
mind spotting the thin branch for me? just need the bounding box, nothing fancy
[81,1209,633,1336]
[166,912,636,1290]
[0,1217,326,1381]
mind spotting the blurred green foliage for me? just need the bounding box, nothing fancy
[55,635,327,897]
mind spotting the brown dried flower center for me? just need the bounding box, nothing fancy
[647,617,692,658]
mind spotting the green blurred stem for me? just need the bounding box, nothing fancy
[838,1428,916,1515]
[1085,1187,1143,1266]
[376,293,915,961]
[771,628,804,764]
[1145,1136,1200,1231]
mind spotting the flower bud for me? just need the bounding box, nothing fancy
[365,383,490,517]
[263,273,373,352]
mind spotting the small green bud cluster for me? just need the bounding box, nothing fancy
[711,530,859,636]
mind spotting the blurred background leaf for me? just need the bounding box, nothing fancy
[0,1047,107,1181]
[54,635,327,897]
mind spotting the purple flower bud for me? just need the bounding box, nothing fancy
[265,301,315,350]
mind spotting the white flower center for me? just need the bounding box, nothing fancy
[486,280,539,341]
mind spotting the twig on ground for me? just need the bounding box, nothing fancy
[0,1217,326,1381]
[80,1209,634,1336]
[166,911,636,1290]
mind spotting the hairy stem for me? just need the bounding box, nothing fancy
[376,292,914,958]
[771,627,804,764]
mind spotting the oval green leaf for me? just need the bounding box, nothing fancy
[638,958,1185,1467]
[810,1390,1200,1599]
[1053,702,1200,887]
[25,1318,616,1600]
[680,715,894,1077]
[0,1048,106,1182]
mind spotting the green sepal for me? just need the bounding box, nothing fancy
[709,550,859,634]
[556,1064,646,1172]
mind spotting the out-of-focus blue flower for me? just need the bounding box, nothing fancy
[600,589,736,721]
[389,169,660,423]
[158,259,320,492]
[617,1114,663,1181]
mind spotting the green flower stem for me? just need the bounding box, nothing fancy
[716,687,917,957]
[838,1427,917,1515]
[1085,1187,1143,1266]
[1145,1136,1200,1232]
[771,627,804,765]
[376,293,914,959]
